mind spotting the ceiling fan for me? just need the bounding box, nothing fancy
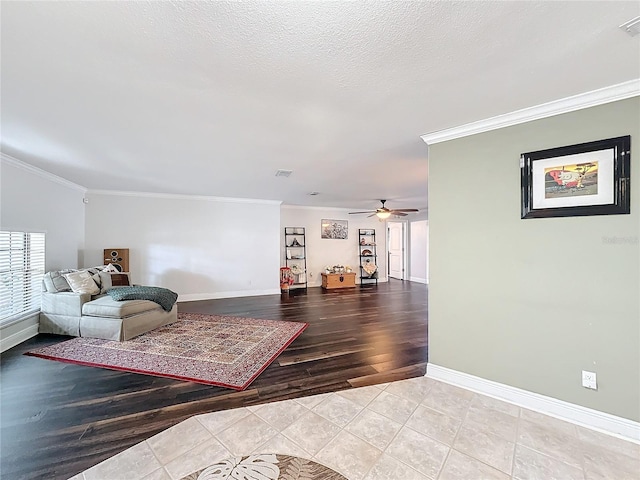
[348,200,419,219]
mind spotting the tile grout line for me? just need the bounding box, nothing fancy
[371,383,435,479]
[574,422,590,478]
[515,414,598,478]
[385,379,455,479]
[510,407,522,479]
[315,381,428,480]
[338,382,395,480]
[434,392,472,479]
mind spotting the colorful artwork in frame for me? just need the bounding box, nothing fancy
[544,161,598,199]
[321,219,348,239]
[521,136,630,219]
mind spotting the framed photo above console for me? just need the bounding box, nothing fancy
[321,219,348,239]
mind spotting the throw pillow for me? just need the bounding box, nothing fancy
[82,266,104,292]
[42,269,75,293]
[98,272,131,293]
[91,272,102,291]
[102,264,119,273]
[110,273,130,287]
[63,270,100,295]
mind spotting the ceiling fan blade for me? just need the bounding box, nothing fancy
[367,213,377,217]
[352,202,419,216]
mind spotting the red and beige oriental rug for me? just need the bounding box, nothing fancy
[26,313,307,390]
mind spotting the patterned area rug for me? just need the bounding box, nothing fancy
[180,454,346,480]
[26,313,307,390]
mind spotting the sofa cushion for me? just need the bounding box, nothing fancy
[107,286,178,312]
[64,270,100,295]
[42,269,75,293]
[82,295,160,318]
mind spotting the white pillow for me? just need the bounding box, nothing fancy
[63,270,100,295]
[102,264,119,272]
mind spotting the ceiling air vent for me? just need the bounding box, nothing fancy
[275,169,293,177]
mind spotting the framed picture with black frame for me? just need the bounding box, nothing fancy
[521,135,631,219]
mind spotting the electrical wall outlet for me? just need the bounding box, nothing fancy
[582,370,597,390]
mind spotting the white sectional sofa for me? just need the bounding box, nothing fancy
[39,267,178,341]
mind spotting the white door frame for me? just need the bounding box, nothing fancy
[387,221,408,280]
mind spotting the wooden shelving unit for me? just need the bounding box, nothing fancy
[358,228,378,286]
[284,227,307,290]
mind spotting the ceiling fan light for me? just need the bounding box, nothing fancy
[376,211,391,219]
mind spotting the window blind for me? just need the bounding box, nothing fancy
[0,231,46,325]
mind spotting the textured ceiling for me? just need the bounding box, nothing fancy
[2,1,639,212]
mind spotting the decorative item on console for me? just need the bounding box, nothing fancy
[325,265,351,273]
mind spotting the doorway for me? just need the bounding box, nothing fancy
[387,221,406,280]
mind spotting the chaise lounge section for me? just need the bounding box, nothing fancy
[39,267,178,341]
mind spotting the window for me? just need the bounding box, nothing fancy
[0,231,45,325]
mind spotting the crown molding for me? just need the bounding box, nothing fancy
[88,189,282,205]
[421,79,640,145]
[281,204,355,212]
[1,153,87,192]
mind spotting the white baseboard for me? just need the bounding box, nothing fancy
[179,289,281,302]
[426,363,640,443]
[0,324,39,353]
[410,276,428,284]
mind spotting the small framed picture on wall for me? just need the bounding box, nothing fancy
[321,219,348,239]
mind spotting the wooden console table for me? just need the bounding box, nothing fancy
[321,272,356,289]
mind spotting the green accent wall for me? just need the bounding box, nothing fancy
[428,98,640,421]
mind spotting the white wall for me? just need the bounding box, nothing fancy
[281,206,387,287]
[1,155,86,269]
[0,155,86,351]
[85,191,282,300]
[410,220,428,283]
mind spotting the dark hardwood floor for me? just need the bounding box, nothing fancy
[0,280,428,480]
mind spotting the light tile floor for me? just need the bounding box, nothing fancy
[72,377,640,480]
